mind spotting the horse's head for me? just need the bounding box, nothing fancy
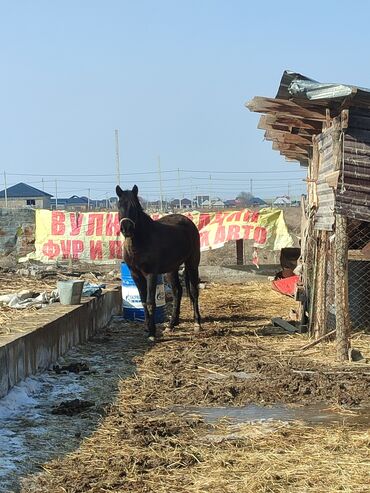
[116,184,141,238]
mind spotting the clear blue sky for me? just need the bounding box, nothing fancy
[0,0,369,201]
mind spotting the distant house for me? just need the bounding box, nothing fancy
[146,200,171,211]
[51,195,89,211]
[200,199,211,208]
[50,195,115,211]
[224,199,237,208]
[0,182,52,209]
[273,196,291,207]
[211,199,225,208]
[193,195,209,208]
[251,197,267,207]
[171,198,192,209]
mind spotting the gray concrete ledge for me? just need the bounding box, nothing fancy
[0,289,122,398]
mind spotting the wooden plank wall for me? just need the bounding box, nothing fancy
[314,127,337,231]
[336,108,370,222]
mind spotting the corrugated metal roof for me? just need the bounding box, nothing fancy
[276,70,370,104]
[0,182,52,198]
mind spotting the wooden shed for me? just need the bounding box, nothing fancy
[247,71,370,360]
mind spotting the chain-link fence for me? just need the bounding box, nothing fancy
[316,218,370,335]
[348,219,370,331]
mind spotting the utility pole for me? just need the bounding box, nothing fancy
[177,168,182,209]
[3,172,8,208]
[115,129,121,186]
[42,178,45,191]
[287,182,291,198]
[158,155,164,212]
[209,174,212,208]
[105,192,108,209]
[55,179,58,209]
[250,178,253,195]
[88,188,91,210]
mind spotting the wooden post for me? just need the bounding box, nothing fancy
[236,239,243,265]
[334,214,350,361]
[308,229,318,337]
[313,230,329,338]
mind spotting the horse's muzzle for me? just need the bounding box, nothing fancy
[119,217,135,237]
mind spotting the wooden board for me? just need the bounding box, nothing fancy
[271,317,299,334]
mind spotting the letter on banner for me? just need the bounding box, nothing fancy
[214,226,226,245]
[51,212,66,235]
[106,213,120,236]
[251,211,259,222]
[87,214,103,236]
[200,231,210,248]
[242,225,253,240]
[90,240,103,260]
[254,227,267,245]
[42,240,61,259]
[70,213,84,236]
[109,240,123,259]
[226,225,240,241]
[60,240,71,259]
[72,240,84,259]
[226,211,242,223]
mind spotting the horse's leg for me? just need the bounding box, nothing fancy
[185,262,202,333]
[130,270,149,333]
[146,273,158,342]
[166,270,182,331]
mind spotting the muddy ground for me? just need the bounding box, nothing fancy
[17,282,370,493]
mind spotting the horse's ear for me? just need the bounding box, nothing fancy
[132,185,138,196]
[116,185,123,197]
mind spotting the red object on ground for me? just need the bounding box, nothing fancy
[272,275,299,297]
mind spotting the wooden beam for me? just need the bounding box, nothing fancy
[258,116,318,136]
[246,96,327,121]
[272,142,310,155]
[270,115,323,132]
[265,129,312,145]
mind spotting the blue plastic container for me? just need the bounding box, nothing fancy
[121,263,166,323]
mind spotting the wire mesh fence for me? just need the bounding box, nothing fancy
[320,218,370,334]
[347,219,370,331]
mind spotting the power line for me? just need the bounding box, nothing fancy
[115,129,121,186]
[6,168,305,177]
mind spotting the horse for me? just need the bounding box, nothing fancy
[116,184,202,342]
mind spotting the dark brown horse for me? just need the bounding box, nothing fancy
[116,184,202,342]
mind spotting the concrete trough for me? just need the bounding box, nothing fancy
[0,288,122,398]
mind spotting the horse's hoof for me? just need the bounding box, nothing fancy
[194,324,202,334]
[148,336,155,343]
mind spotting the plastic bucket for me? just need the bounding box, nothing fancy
[57,280,85,305]
[121,263,166,323]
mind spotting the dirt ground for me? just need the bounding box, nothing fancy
[20,282,370,493]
